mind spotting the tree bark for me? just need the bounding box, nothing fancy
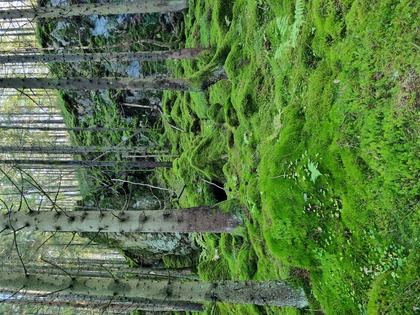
[0,272,308,308]
[0,48,205,64]
[0,289,205,312]
[0,125,135,132]
[0,77,200,91]
[0,159,171,168]
[0,118,65,124]
[0,0,188,19]
[1,206,241,233]
[0,145,150,155]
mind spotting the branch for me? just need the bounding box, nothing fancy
[36,231,57,251]
[41,257,74,280]
[9,215,28,276]
[15,88,48,113]
[16,166,66,213]
[0,286,25,303]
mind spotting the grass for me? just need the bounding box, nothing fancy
[156,0,420,314]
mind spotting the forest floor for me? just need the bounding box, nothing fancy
[155,0,419,314]
[42,0,419,314]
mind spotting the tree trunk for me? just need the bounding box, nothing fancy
[1,262,198,280]
[0,48,205,64]
[1,206,241,233]
[0,159,171,168]
[0,145,150,155]
[0,77,200,91]
[0,0,188,19]
[0,125,135,132]
[0,271,308,308]
[0,289,205,312]
[0,118,65,124]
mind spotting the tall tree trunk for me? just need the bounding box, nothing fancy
[0,0,188,19]
[1,206,241,233]
[0,77,201,91]
[1,31,34,37]
[0,145,150,155]
[0,271,308,308]
[0,118,65,124]
[0,159,171,168]
[0,125,135,132]
[0,289,205,312]
[1,262,197,280]
[0,48,205,64]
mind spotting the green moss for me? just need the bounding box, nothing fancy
[36,0,420,313]
[367,252,420,315]
[157,0,420,313]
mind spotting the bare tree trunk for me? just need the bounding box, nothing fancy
[0,118,65,124]
[0,77,200,91]
[0,289,205,313]
[1,206,241,233]
[0,271,308,308]
[0,48,205,64]
[0,125,135,132]
[0,0,188,19]
[1,262,198,280]
[0,145,150,155]
[0,159,171,168]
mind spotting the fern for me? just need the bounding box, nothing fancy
[294,0,304,21]
[274,0,305,59]
[276,15,290,38]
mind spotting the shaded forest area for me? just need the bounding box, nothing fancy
[0,0,419,314]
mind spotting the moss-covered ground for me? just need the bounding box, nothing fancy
[36,0,419,313]
[155,0,419,314]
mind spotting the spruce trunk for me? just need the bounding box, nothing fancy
[0,125,135,132]
[1,206,241,233]
[0,145,149,155]
[0,289,205,312]
[0,159,171,168]
[0,77,200,91]
[0,0,188,19]
[0,48,205,64]
[0,272,308,308]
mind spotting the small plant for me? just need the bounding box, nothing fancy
[274,0,305,59]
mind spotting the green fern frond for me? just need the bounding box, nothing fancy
[275,41,291,59]
[276,15,290,37]
[274,0,305,59]
[294,0,304,20]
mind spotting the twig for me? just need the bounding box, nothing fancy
[41,257,74,280]
[9,216,28,276]
[36,232,57,251]
[201,178,225,190]
[111,178,176,193]
[0,286,25,303]
[64,232,77,250]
